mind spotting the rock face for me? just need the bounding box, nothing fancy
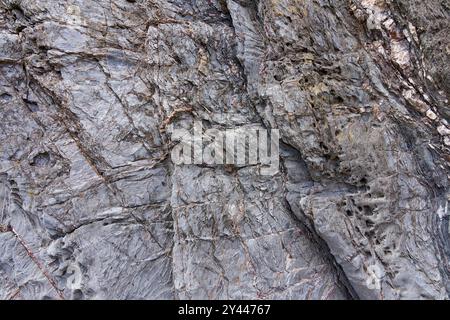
[0,0,449,300]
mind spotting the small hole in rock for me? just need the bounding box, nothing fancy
[365,230,375,237]
[366,220,375,228]
[363,205,373,215]
[16,25,26,32]
[73,289,84,300]
[31,152,50,167]
[0,93,12,101]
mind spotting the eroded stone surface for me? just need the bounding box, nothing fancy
[0,0,449,299]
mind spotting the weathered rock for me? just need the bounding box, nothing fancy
[0,0,449,300]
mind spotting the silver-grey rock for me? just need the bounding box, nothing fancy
[0,0,449,300]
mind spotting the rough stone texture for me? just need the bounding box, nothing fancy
[0,0,449,300]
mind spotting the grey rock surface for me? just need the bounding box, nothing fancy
[0,0,449,299]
